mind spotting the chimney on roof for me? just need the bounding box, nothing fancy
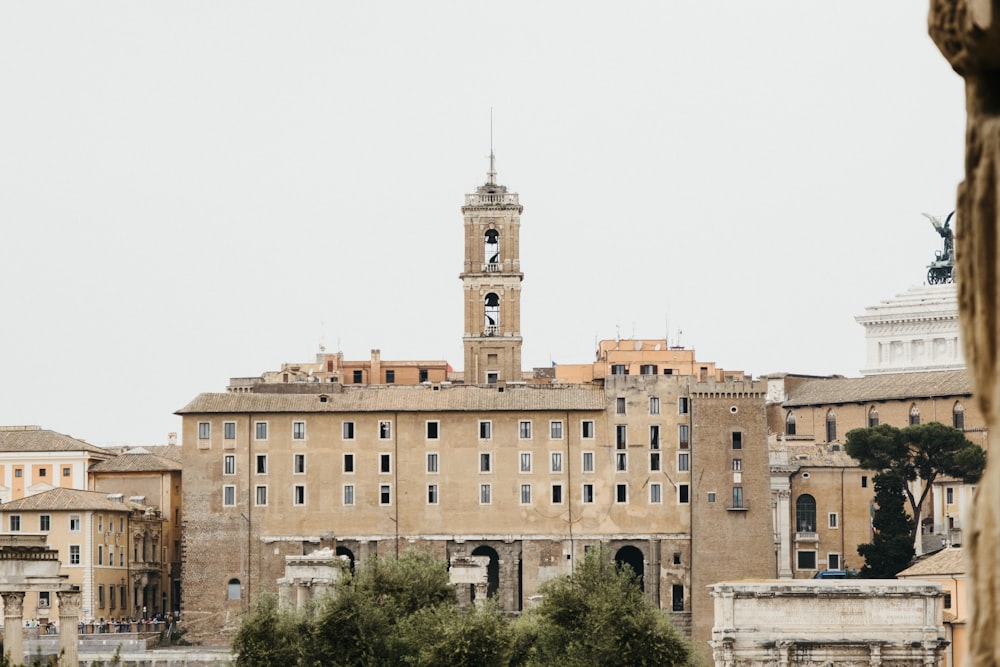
[129,495,146,505]
[106,493,124,503]
[168,432,177,446]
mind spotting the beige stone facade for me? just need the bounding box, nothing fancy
[710,579,948,666]
[0,488,163,624]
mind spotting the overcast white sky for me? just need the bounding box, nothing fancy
[0,2,965,446]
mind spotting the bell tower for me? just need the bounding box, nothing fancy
[460,152,524,385]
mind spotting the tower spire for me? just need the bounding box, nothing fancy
[487,108,497,185]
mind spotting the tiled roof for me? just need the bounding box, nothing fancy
[783,370,972,407]
[0,488,146,512]
[177,385,608,415]
[0,428,112,456]
[897,547,966,577]
[89,452,181,473]
[141,445,182,462]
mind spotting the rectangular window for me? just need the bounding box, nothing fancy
[294,485,306,506]
[98,545,103,565]
[39,592,50,610]
[426,453,439,474]
[9,516,20,532]
[255,485,268,506]
[616,452,627,472]
[14,468,21,478]
[616,425,627,448]
[828,513,839,529]
[380,453,392,474]
[944,592,952,609]
[379,421,392,440]
[293,421,306,440]
[678,397,689,414]
[828,553,841,570]
[582,421,594,439]
[419,369,428,382]
[39,468,46,477]
[343,485,355,506]
[98,516,103,532]
[678,424,690,449]
[385,369,395,384]
[224,422,236,440]
[611,364,626,375]
[677,452,689,472]
[797,550,817,570]
[109,586,115,610]
[480,484,492,505]
[861,475,868,488]
[732,458,742,472]
[223,486,235,506]
[519,421,532,439]
[708,491,717,503]
[550,421,563,439]
[650,483,662,504]
[480,453,492,473]
[426,421,439,439]
[353,370,363,383]
[343,422,355,440]
[520,452,532,473]
[479,421,492,440]
[732,486,744,509]
[679,484,690,504]
[650,452,661,471]
[731,432,743,450]
[70,545,80,565]
[69,516,81,532]
[551,484,563,504]
[256,454,267,475]
[616,397,626,414]
[63,467,71,477]
[198,422,210,440]
[255,422,268,440]
[379,484,392,505]
[640,364,657,375]
[294,454,306,474]
[224,454,236,475]
[98,585,105,609]
[649,425,660,449]
[343,454,355,474]
[427,484,439,504]
[582,484,595,503]
[649,396,660,415]
[520,484,532,504]
[550,452,563,472]
[39,515,50,532]
[616,483,627,503]
[582,451,594,473]
[946,487,954,504]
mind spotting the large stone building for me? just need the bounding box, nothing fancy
[177,161,775,653]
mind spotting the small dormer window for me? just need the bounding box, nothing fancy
[319,395,328,403]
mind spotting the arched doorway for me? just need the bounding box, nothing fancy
[335,546,355,574]
[615,545,645,592]
[470,545,500,601]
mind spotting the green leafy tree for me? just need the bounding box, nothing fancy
[845,422,985,546]
[857,472,915,577]
[233,593,311,667]
[398,601,515,667]
[523,544,693,667]
[307,550,457,667]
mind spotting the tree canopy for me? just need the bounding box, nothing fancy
[845,422,985,546]
[856,472,915,577]
[231,546,694,667]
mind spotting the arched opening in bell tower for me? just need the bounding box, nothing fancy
[484,293,500,335]
[484,230,499,271]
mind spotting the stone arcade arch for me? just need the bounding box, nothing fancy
[470,545,500,601]
[614,545,645,592]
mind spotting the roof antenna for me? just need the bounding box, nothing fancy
[487,108,497,185]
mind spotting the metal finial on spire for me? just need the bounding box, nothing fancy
[487,108,497,184]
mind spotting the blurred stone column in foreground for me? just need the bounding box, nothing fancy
[929,1,1000,664]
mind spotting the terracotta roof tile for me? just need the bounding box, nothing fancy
[783,370,972,407]
[89,452,181,473]
[0,488,147,512]
[897,547,966,577]
[0,428,113,456]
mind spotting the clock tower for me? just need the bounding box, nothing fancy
[460,153,524,385]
